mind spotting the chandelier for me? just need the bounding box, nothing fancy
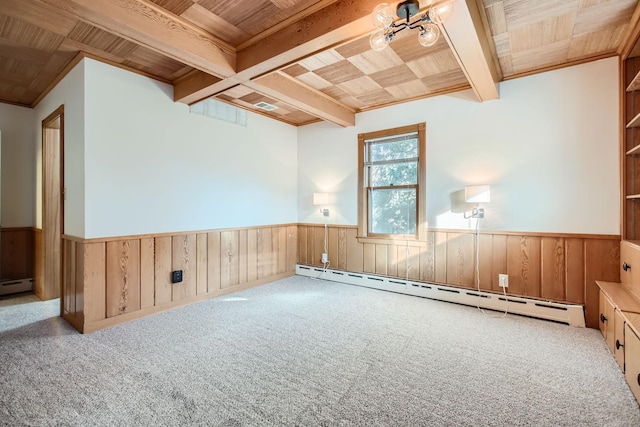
[369,0,454,51]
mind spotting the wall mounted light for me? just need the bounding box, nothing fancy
[313,192,330,217]
[464,185,490,219]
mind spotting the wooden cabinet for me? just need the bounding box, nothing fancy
[625,323,640,403]
[599,290,616,351]
[624,57,640,239]
[598,290,626,371]
[620,241,640,287]
[596,282,640,405]
[614,309,625,370]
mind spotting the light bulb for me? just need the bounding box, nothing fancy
[370,29,390,51]
[418,24,439,47]
[371,3,394,29]
[428,1,454,24]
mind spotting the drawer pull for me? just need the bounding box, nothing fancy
[623,262,631,271]
[638,374,640,387]
[616,339,624,350]
[600,313,607,323]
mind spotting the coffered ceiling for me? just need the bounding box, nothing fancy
[0,0,638,126]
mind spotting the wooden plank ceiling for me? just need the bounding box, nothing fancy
[0,0,637,126]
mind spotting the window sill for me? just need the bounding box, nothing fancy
[356,236,428,246]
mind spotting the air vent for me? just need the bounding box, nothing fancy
[254,101,278,111]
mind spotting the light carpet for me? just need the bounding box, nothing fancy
[0,276,639,426]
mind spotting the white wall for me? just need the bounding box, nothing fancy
[83,59,298,238]
[33,61,86,236]
[298,57,620,235]
[0,103,35,227]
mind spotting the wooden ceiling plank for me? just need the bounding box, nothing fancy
[440,0,500,101]
[34,0,236,78]
[236,0,339,50]
[252,71,355,127]
[180,3,251,46]
[0,0,78,37]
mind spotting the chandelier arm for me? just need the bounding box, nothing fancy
[390,22,409,35]
[408,15,431,30]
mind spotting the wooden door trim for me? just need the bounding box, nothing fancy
[40,105,64,305]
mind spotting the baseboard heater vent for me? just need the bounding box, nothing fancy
[296,265,585,327]
[0,278,34,296]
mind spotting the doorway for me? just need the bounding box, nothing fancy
[36,106,64,307]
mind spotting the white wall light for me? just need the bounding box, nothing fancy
[464,185,490,219]
[313,192,330,217]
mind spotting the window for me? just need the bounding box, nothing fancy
[190,98,247,127]
[358,123,426,241]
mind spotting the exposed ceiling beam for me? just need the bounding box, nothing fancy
[174,71,239,104]
[173,70,225,105]
[35,0,236,78]
[236,0,379,75]
[175,0,382,107]
[441,0,500,101]
[251,72,355,127]
[619,0,640,59]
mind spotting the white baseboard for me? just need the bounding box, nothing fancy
[296,265,585,327]
[0,278,34,296]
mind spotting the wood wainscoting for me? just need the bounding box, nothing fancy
[297,225,620,329]
[62,224,298,333]
[1,227,35,281]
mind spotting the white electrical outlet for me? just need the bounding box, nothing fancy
[499,274,509,288]
[321,253,328,264]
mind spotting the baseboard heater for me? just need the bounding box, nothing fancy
[0,278,34,296]
[296,265,585,327]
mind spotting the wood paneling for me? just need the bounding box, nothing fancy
[154,236,172,305]
[286,226,298,272]
[507,235,541,298]
[106,240,141,317]
[246,229,257,282]
[61,223,297,333]
[0,227,35,280]
[298,224,620,329]
[196,233,208,295]
[208,231,221,292]
[446,233,475,288]
[541,237,565,301]
[585,239,620,328]
[565,238,585,304]
[140,238,155,309]
[83,242,105,323]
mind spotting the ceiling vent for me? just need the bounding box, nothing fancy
[254,101,278,111]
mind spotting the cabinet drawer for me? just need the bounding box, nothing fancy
[620,241,640,288]
[614,310,625,370]
[625,324,640,403]
[599,291,615,352]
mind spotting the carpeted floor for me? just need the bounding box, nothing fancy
[1,276,639,426]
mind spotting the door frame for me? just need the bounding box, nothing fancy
[38,105,64,307]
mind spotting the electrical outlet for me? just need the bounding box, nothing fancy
[498,274,508,288]
[172,270,183,284]
[321,253,328,264]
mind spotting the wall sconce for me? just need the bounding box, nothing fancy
[313,192,330,217]
[464,185,490,219]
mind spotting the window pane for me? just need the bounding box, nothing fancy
[369,188,416,235]
[369,136,417,162]
[370,162,417,186]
